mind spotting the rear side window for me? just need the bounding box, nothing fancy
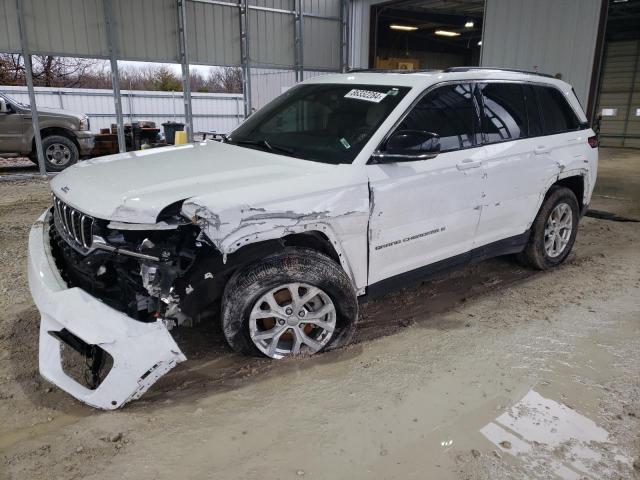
[398,83,478,152]
[523,85,543,137]
[535,86,581,135]
[478,83,528,143]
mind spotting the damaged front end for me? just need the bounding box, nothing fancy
[49,197,206,328]
[28,197,226,409]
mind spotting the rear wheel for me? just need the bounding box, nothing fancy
[221,247,357,358]
[518,186,579,270]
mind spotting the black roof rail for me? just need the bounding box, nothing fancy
[443,66,556,79]
[346,68,441,74]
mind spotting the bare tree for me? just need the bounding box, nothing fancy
[0,54,244,94]
[207,66,243,93]
[189,70,207,92]
[0,54,24,85]
[0,54,103,87]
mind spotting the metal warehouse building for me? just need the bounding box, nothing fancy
[0,0,638,173]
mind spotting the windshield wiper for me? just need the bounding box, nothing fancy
[231,138,294,155]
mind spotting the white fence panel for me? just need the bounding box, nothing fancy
[249,69,332,110]
[0,86,244,134]
[250,68,297,109]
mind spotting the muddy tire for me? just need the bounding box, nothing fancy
[518,186,579,270]
[39,135,79,172]
[221,247,358,358]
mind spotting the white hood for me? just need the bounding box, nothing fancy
[50,141,337,223]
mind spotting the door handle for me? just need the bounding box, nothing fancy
[534,145,551,155]
[456,158,483,170]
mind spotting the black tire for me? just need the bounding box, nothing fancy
[39,135,79,172]
[221,247,358,358]
[518,186,580,270]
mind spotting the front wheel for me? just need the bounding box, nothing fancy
[518,186,580,270]
[221,247,358,358]
[38,135,79,172]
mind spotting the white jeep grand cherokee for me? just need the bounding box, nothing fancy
[28,67,598,409]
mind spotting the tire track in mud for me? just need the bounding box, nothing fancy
[142,256,546,405]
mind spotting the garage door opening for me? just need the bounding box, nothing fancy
[369,0,485,71]
[595,0,640,148]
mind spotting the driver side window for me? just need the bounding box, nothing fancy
[398,83,479,152]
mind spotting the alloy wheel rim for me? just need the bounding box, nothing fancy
[46,143,72,166]
[249,282,336,359]
[544,202,573,258]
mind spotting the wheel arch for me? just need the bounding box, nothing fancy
[542,170,589,215]
[218,225,356,287]
[31,127,79,154]
[177,228,357,322]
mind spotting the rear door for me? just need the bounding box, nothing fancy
[473,82,547,246]
[474,83,588,247]
[367,83,485,285]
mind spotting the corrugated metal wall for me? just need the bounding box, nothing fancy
[187,1,241,66]
[112,0,179,62]
[481,0,601,107]
[0,0,21,53]
[303,17,341,70]
[303,0,340,17]
[1,85,243,133]
[0,0,346,122]
[0,0,343,70]
[249,8,295,68]
[22,0,108,58]
[596,40,640,148]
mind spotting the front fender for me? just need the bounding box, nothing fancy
[181,186,370,292]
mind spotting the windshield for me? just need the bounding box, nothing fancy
[0,93,28,109]
[228,83,411,164]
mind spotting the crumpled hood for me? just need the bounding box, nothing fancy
[50,141,336,223]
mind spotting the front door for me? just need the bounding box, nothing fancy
[367,83,485,285]
[0,96,25,153]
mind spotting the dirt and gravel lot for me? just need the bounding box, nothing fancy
[0,148,639,480]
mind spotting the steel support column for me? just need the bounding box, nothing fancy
[16,0,46,175]
[294,0,304,82]
[177,0,194,141]
[103,0,126,153]
[239,0,252,117]
[340,0,349,72]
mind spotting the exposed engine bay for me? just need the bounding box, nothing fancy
[49,196,229,332]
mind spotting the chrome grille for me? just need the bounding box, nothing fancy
[52,196,94,252]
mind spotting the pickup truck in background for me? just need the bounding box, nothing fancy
[0,92,94,171]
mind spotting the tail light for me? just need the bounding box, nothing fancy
[588,136,598,148]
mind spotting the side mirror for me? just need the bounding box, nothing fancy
[0,98,8,114]
[372,130,440,162]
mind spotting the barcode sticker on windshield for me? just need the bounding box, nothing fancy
[344,89,387,103]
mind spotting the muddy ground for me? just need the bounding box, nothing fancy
[0,148,638,480]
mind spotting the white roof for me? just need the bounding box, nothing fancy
[304,69,571,91]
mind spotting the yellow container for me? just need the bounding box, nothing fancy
[174,130,188,145]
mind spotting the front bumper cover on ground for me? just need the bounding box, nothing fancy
[27,210,186,410]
